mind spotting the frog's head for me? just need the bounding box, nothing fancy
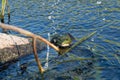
[51,33,74,48]
[60,33,75,47]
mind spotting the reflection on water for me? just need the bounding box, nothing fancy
[0,0,120,80]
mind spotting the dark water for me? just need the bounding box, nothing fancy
[0,0,120,80]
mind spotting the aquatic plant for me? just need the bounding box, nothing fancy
[0,0,10,33]
[0,0,10,22]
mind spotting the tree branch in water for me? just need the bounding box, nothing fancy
[0,23,59,74]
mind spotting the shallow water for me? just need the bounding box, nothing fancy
[0,0,120,80]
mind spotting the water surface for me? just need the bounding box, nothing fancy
[0,0,120,80]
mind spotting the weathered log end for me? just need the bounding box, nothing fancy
[0,33,46,63]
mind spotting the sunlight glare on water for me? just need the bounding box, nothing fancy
[44,33,50,70]
[96,1,102,5]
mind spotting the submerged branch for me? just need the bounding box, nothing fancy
[57,57,94,65]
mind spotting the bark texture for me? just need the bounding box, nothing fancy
[0,33,46,63]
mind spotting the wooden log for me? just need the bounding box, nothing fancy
[0,33,46,63]
[0,23,59,52]
[0,23,59,73]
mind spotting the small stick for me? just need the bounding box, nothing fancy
[32,37,44,73]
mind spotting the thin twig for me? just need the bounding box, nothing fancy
[32,37,45,73]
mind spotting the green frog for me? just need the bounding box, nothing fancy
[50,33,75,48]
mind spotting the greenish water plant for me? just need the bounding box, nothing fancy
[0,0,10,22]
[0,0,10,33]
